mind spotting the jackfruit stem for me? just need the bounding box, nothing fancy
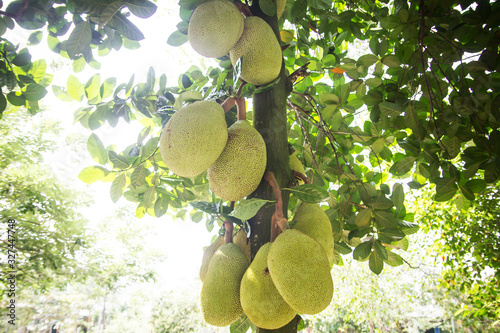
[234,1,253,17]
[236,96,246,121]
[221,96,236,113]
[293,170,311,184]
[224,219,234,243]
[235,79,247,98]
[265,171,289,241]
[224,201,235,243]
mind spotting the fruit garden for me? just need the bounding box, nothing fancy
[0,0,499,332]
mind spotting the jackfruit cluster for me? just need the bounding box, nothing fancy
[187,0,282,86]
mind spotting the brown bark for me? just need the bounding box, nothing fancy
[248,1,296,332]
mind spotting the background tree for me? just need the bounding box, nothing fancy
[1,0,499,332]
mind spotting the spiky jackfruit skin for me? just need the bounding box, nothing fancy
[159,100,228,177]
[292,203,334,264]
[240,243,296,329]
[199,236,225,282]
[188,0,244,58]
[200,243,249,326]
[207,120,266,201]
[229,16,282,86]
[234,229,251,263]
[267,229,333,315]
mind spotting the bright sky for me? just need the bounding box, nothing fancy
[7,1,223,299]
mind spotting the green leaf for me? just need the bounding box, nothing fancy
[110,13,145,41]
[365,77,382,87]
[87,133,108,165]
[373,211,398,228]
[370,195,394,210]
[369,250,384,274]
[230,313,252,333]
[334,242,352,255]
[66,21,92,59]
[229,199,271,220]
[85,74,101,102]
[286,184,328,203]
[167,30,188,47]
[353,241,372,260]
[126,0,158,18]
[259,0,276,16]
[27,31,43,45]
[12,51,31,67]
[110,173,127,203]
[373,240,388,260]
[434,177,458,202]
[382,55,400,68]
[354,208,372,228]
[443,136,461,159]
[391,156,416,176]
[131,165,148,186]
[23,83,47,101]
[67,75,84,102]
[78,166,110,184]
[143,186,157,207]
[465,179,486,193]
[154,195,169,217]
[384,251,404,267]
[7,92,26,106]
[391,183,405,209]
[109,151,130,169]
[357,54,379,67]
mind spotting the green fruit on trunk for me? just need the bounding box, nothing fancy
[159,100,227,177]
[199,236,224,282]
[292,202,334,263]
[240,243,296,329]
[289,152,304,173]
[267,229,333,315]
[234,228,251,263]
[188,0,244,58]
[200,243,249,326]
[208,120,266,201]
[229,16,282,86]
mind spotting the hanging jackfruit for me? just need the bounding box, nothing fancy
[159,100,228,177]
[208,120,266,201]
[229,16,282,86]
[240,243,296,329]
[267,229,333,315]
[200,243,249,326]
[188,0,244,58]
[199,235,224,282]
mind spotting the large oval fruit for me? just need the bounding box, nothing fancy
[267,229,333,315]
[159,100,228,178]
[229,16,282,86]
[208,120,266,201]
[200,243,249,326]
[188,0,244,58]
[240,243,296,329]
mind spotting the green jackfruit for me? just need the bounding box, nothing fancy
[292,203,334,263]
[229,16,282,86]
[200,243,249,326]
[240,243,296,329]
[199,236,224,282]
[208,120,266,201]
[267,229,333,315]
[234,228,251,263]
[159,100,228,177]
[188,0,244,58]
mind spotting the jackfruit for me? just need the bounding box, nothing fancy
[188,0,244,58]
[234,228,251,263]
[200,243,249,326]
[208,120,266,201]
[199,235,224,282]
[159,100,228,177]
[229,16,282,86]
[292,203,334,263]
[240,243,296,329]
[267,229,333,315]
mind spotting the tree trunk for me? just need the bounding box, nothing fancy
[249,1,296,332]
